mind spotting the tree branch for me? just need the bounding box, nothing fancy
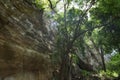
[71,21,110,44]
[48,0,60,13]
[72,0,98,44]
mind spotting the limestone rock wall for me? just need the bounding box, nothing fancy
[0,72,49,80]
[0,0,52,80]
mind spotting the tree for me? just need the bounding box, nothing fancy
[51,0,99,80]
[88,0,120,72]
[34,0,120,79]
[90,0,120,53]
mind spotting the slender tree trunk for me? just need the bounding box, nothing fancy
[100,46,106,72]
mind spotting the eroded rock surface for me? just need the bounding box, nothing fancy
[0,0,52,80]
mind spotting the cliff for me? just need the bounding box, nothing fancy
[0,0,52,79]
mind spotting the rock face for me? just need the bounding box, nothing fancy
[0,0,52,80]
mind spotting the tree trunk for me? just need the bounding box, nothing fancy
[59,52,72,80]
[100,46,106,72]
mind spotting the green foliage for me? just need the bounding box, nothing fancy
[71,54,79,63]
[34,0,120,78]
[99,70,118,78]
[35,0,49,9]
[107,53,120,74]
[81,70,91,76]
[90,0,120,53]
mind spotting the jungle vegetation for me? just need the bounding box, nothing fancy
[35,0,120,80]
